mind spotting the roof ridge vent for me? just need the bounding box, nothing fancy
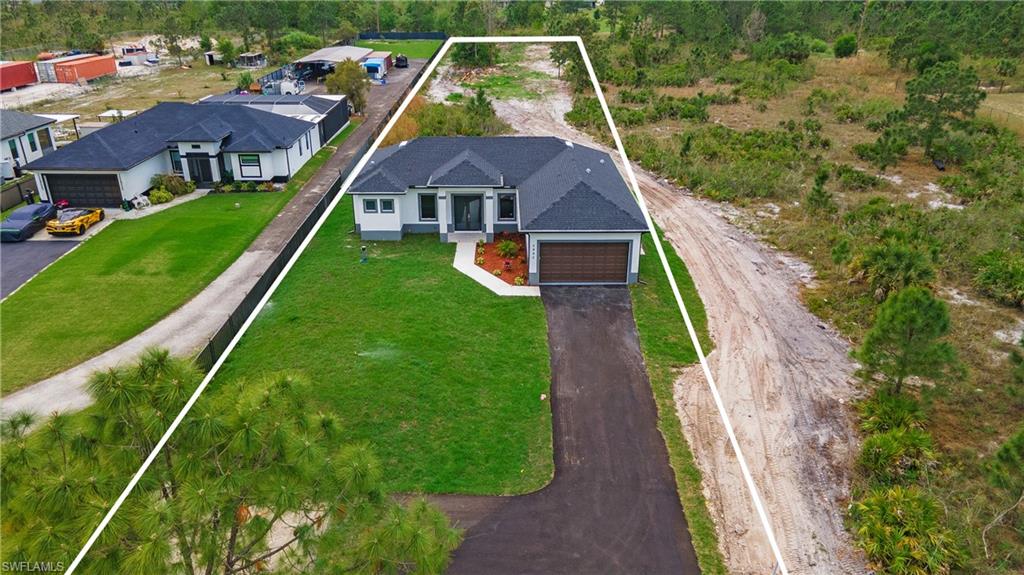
[564,140,574,148]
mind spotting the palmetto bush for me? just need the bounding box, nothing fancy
[0,349,459,574]
[858,426,935,485]
[496,240,519,259]
[858,392,926,434]
[849,485,962,574]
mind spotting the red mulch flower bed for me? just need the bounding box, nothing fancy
[475,232,529,285]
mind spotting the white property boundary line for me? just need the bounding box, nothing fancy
[65,36,789,575]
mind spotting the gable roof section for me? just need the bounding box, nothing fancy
[427,149,503,187]
[168,117,233,142]
[25,102,314,172]
[350,137,648,232]
[1,110,55,140]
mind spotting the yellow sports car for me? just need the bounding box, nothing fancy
[46,207,105,236]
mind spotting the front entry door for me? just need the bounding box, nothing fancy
[452,195,483,231]
[187,157,214,184]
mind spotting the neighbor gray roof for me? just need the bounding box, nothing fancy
[1,110,55,140]
[199,94,342,116]
[26,102,314,171]
[350,137,648,232]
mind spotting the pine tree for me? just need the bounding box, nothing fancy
[0,349,459,574]
[856,287,959,394]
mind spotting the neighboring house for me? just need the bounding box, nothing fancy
[1,110,56,176]
[25,102,321,207]
[197,93,350,147]
[349,137,649,285]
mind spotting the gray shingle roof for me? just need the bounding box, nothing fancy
[350,137,648,232]
[1,110,55,140]
[427,149,503,187]
[25,102,313,171]
[199,94,342,115]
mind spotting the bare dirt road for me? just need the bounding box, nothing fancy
[428,44,866,573]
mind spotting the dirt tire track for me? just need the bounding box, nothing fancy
[429,44,868,574]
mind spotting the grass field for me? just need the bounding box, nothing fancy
[213,199,554,495]
[29,63,240,123]
[0,192,291,394]
[979,92,1024,136]
[630,231,724,575]
[354,39,444,60]
[0,122,359,394]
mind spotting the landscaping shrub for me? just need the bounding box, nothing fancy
[975,250,1024,308]
[514,276,525,286]
[859,392,926,434]
[834,34,858,58]
[859,427,935,484]
[150,174,194,197]
[496,240,519,258]
[148,188,173,204]
[259,182,276,193]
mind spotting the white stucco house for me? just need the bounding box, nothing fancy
[24,101,324,207]
[349,137,649,285]
[1,110,56,178]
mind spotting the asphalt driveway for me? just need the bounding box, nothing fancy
[435,286,700,574]
[1,240,77,298]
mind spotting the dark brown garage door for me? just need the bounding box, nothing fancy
[539,242,630,284]
[45,173,122,208]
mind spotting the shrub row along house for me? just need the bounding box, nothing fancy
[25,95,349,207]
[350,136,649,285]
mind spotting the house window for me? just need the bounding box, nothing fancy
[380,199,395,213]
[8,139,19,160]
[498,193,516,220]
[27,132,37,152]
[170,150,183,173]
[419,193,437,220]
[191,144,201,150]
[37,129,52,150]
[363,198,378,213]
[238,154,261,178]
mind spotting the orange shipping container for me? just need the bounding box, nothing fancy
[53,54,116,83]
[0,61,38,90]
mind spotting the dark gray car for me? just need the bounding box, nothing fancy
[0,203,57,242]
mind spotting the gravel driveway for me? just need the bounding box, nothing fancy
[434,286,700,574]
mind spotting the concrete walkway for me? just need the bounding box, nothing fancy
[1,59,431,421]
[452,242,540,297]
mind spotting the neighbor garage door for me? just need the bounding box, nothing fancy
[45,173,122,207]
[539,242,630,284]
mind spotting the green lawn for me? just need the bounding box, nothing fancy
[213,198,553,495]
[354,39,444,60]
[0,123,360,394]
[0,193,292,394]
[630,230,727,575]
